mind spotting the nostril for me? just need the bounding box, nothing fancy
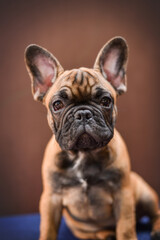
[85,112,92,119]
[75,111,83,120]
[76,113,82,120]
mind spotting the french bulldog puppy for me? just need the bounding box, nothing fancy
[25,37,160,240]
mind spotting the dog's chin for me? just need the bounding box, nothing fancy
[74,133,98,150]
[66,133,112,151]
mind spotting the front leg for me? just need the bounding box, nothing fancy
[114,187,137,240]
[39,191,62,240]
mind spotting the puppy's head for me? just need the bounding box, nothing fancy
[25,37,128,151]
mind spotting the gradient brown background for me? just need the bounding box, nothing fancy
[0,0,160,216]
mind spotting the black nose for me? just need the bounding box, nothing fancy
[75,109,93,121]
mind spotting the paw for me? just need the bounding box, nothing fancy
[151,231,160,240]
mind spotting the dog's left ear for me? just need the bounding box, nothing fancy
[25,44,64,102]
[94,37,128,95]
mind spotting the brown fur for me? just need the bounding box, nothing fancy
[25,37,160,240]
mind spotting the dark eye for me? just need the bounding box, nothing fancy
[100,96,112,108]
[53,100,64,111]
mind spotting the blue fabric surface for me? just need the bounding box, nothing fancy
[0,214,151,240]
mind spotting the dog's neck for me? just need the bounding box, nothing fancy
[65,142,116,170]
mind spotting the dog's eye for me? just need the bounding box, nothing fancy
[53,100,64,111]
[100,97,112,108]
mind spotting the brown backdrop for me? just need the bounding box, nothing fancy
[0,0,160,216]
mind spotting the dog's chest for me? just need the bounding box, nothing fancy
[51,152,123,194]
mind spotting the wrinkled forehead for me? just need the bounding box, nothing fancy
[45,67,116,104]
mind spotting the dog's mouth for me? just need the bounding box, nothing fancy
[66,127,113,151]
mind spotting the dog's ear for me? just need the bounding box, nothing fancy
[94,37,128,95]
[25,45,64,101]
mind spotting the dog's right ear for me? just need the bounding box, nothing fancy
[25,45,64,102]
